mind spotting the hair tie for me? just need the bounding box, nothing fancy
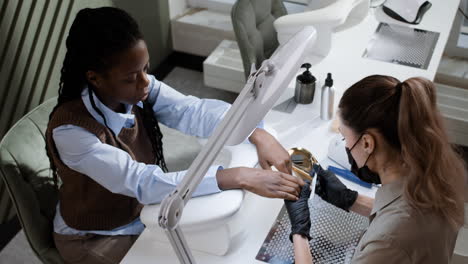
[395,82,403,91]
[394,82,404,98]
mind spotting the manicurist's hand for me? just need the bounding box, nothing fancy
[285,181,312,241]
[216,167,305,200]
[249,128,292,174]
[314,164,358,211]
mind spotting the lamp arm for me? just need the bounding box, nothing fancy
[156,26,317,264]
[157,63,273,263]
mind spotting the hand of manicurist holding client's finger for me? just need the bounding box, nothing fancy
[285,180,312,241]
[285,182,314,264]
[284,171,357,264]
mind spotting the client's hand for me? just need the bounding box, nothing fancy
[241,168,305,200]
[249,128,292,174]
[285,181,312,241]
[314,164,358,211]
[217,167,304,200]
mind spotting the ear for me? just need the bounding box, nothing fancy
[362,133,376,154]
[86,70,100,88]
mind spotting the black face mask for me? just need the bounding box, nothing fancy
[345,134,381,184]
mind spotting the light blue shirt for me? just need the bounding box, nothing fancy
[52,74,261,236]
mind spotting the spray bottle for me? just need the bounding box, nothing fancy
[320,73,334,120]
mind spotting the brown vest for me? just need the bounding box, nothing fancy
[46,99,156,230]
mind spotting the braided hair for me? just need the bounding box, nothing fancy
[46,7,167,187]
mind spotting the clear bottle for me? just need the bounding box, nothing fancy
[320,73,334,120]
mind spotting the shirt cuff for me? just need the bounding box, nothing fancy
[192,165,223,197]
[246,120,265,144]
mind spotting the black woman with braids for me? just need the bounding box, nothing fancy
[45,7,304,263]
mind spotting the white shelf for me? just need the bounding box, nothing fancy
[203,40,246,93]
[171,9,235,56]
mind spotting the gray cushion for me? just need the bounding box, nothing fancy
[231,0,287,78]
[0,98,63,263]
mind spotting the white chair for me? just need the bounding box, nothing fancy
[274,0,370,57]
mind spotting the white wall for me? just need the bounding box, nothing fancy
[169,0,189,19]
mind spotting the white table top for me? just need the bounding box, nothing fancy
[122,1,460,263]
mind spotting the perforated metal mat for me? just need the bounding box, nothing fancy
[363,23,439,69]
[256,196,368,264]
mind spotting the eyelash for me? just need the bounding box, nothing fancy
[125,66,149,83]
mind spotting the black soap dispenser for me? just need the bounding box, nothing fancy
[294,63,316,104]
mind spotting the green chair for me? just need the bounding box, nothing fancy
[0,98,63,263]
[231,0,287,79]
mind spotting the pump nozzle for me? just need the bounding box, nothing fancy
[301,63,312,71]
[325,73,333,87]
[297,62,315,84]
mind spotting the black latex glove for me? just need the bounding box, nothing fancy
[313,164,358,211]
[284,180,312,242]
